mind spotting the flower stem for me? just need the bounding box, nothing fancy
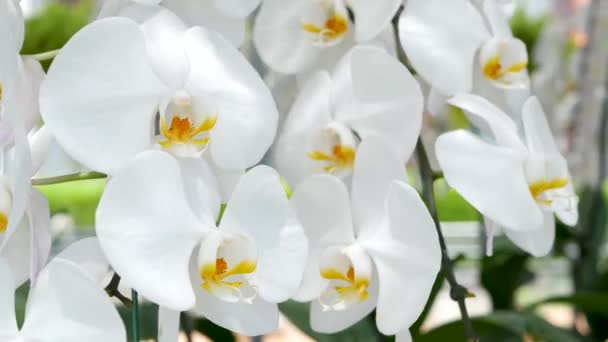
[132,290,140,342]
[24,49,60,61]
[415,139,478,341]
[105,273,132,306]
[31,172,106,186]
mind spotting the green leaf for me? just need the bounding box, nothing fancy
[117,303,158,340]
[419,311,580,342]
[191,316,235,341]
[527,293,608,317]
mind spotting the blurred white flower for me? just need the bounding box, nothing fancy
[40,7,278,179]
[0,255,125,342]
[253,0,401,74]
[291,137,441,335]
[98,0,261,46]
[399,0,529,96]
[274,45,423,187]
[436,94,578,256]
[96,151,307,336]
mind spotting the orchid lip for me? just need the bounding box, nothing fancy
[308,122,358,176]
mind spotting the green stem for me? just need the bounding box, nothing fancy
[24,49,60,61]
[31,172,106,186]
[416,139,478,341]
[132,290,140,342]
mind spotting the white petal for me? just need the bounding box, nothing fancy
[0,219,30,287]
[448,93,526,151]
[206,157,245,202]
[96,150,205,311]
[253,0,319,74]
[54,237,109,284]
[164,0,246,46]
[522,96,560,156]
[190,260,279,335]
[291,175,356,249]
[399,0,490,94]
[32,134,83,179]
[177,157,222,225]
[26,189,51,284]
[9,57,45,131]
[39,18,168,175]
[132,0,162,4]
[3,126,31,245]
[436,130,543,230]
[310,268,379,333]
[214,0,261,18]
[503,212,555,257]
[292,253,327,302]
[0,258,18,337]
[183,27,278,170]
[220,166,307,303]
[0,0,23,66]
[274,71,333,187]
[20,259,126,342]
[349,0,400,42]
[483,0,513,37]
[29,125,51,176]
[118,4,189,89]
[396,329,413,342]
[362,182,440,334]
[351,136,407,237]
[158,307,180,342]
[334,46,423,160]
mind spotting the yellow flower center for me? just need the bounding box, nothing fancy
[320,266,369,305]
[159,115,217,149]
[308,145,355,174]
[302,14,349,44]
[200,257,257,297]
[529,178,569,205]
[0,212,7,233]
[482,55,528,82]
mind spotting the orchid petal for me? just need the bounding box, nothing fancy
[0,219,30,286]
[351,137,407,238]
[40,18,168,175]
[503,212,555,257]
[20,259,126,342]
[362,182,440,334]
[27,189,51,285]
[54,237,109,284]
[399,0,490,94]
[158,307,180,342]
[436,130,543,230]
[483,0,513,37]
[214,0,261,18]
[334,46,423,160]
[253,0,319,74]
[0,258,18,338]
[183,27,278,170]
[96,150,205,311]
[274,71,333,187]
[448,93,526,151]
[221,166,307,303]
[349,0,401,42]
[177,157,221,225]
[522,96,560,156]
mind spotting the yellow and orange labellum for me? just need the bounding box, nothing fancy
[0,212,7,233]
[308,145,355,174]
[159,114,218,149]
[200,257,257,294]
[321,266,369,303]
[482,55,528,83]
[529,178,569,205]
[302,14,348,43]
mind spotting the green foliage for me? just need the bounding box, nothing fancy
[117,303,159,340]
[420,311,580,342]
[510,8,547,72]
[36,179,105,227]
[21,0,92,56]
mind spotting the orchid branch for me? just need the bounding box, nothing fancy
[32,172,106,186]
[415,139,478,341]
[105,273,132,306]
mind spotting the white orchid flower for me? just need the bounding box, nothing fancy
[399,0,529,96]
[98,0,261,46]
[40,8,278,178]
[0,0,45,143]
[0,256,126,342]
[291,137,441,335]
[436,94,578,256]
[96,150,308,336]
[0,125,51,287]
[274,45,423,187]
[253,0,401,74]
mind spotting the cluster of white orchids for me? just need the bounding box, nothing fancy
[0,0,579,340]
